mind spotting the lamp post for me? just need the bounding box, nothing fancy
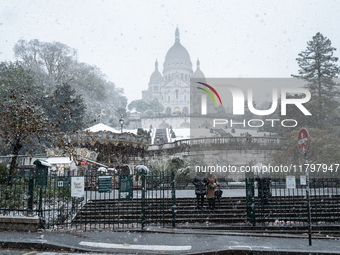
[119,116,124,133]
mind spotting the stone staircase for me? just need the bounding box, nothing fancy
[72,197,247,225]
[153,128,168,144]
[71,195,340,236]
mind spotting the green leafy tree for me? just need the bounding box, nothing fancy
[171,131,176,138]
[268,33,340,174]
[41,83,86,132]
[137,128,151,139]
[0,62,86,185]
[0,61,43,99]
[0,61,46,156]
[128,99,148,113]
[13,39,77,92]
[13,39,127,126]
[272,128,340,178]
[128,98,164,115]
[292,32,340,129]
[169,126,176,138]
[0,90,57,184]
[167,156,190,184]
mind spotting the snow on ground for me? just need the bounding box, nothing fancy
[169,128,276,142]
[85,123,138,135]
[85,124,276,144]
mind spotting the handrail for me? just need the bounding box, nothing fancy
[148,136,284,151]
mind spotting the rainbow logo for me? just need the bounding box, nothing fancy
[196,82,222,106]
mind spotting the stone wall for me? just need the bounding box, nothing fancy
[0,217,40,232]
[145,137,284,181]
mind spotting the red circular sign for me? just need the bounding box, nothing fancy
[297,128,309,154]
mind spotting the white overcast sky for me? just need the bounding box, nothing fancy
[1,0,340,103]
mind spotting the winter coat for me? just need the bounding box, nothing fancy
[192,176,208,195]
[206,177,219,199]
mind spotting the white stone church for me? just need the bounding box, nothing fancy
[141,28,205,116]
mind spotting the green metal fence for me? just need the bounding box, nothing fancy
[0,169,176,230]
[246,173,340,226]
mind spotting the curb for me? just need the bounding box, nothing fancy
[0,240,92,253]
[0,240,173,255]
[0,236,339,255]
[185,249,340,255]
[116,227,340,240]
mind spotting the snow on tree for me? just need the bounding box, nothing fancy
[292,32,340,129]
[40,83,86,132]
[271,34,340,171]
[0,89,57,185]
[128,98,164,115]
[0,62,87,185]
[13,39,127,128]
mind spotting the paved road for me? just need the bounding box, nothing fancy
[0,228,340,255]
[0,251,131,255]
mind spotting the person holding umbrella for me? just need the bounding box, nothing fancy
[206,172,219,210]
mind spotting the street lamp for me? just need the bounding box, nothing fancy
[119,116,124,133]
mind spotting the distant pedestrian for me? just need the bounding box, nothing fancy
[215,185,223,207]
[206,173,218,210]
[246,133,252,142]
[192,171,208,210]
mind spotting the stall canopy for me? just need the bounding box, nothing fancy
[46,157,72,165]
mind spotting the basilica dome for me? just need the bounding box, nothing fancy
[164,41,191,64]
[192,59,205,78]
[149,60,163,83]
[163,28,192,71]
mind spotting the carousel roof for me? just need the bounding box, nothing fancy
[85,123,120,133]
[65,123,150,149]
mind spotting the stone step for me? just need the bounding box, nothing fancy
[72,195,340,226]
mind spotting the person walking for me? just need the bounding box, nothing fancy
[192,171,208,210]
[206,173,218,210]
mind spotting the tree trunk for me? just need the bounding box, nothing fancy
[8,143,22,187]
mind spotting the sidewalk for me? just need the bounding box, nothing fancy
[0,227,339,254]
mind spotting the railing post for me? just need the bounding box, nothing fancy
[39,187,43,228]
[246,170,256,226]
[27,177,34,213]
[141,170,146,230]
[171,169,176,228]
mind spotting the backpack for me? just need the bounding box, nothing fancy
[215,189,223,199]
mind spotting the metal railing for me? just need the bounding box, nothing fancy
[0,170,176,230]
[246,172,340,226]
[148,136,285,152]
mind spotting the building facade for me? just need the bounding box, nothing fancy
[142,28,205,115]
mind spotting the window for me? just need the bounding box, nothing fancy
[176,90,179,99]
[182,107,189,115]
